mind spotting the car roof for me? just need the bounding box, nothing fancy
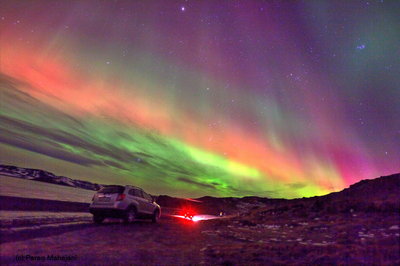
[125,185,144,191]
[102,185,124,188]
[102,184,143,191]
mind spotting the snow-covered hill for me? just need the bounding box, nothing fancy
[0,164,101,191]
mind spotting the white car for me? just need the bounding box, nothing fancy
[89,185,161,224]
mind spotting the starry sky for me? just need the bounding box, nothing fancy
[0,0,399,198]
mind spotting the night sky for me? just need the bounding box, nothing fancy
[1,0,399,198]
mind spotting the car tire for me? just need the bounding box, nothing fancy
[124,208,136,224]
[93,215,104,224]
[152,209,160,223]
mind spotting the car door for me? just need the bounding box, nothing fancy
[142,191,155,213]
[127,189,142,213]
[132,189,151,214]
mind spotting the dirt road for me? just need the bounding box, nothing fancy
[2,213,399,265]
[1,217,220,265]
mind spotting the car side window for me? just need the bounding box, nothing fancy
[128,189,135,196]
[143,192,152,201]
[133,189,143,198]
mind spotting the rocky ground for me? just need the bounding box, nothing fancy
[0,211,91,229]
[203,211,400,265]
[1,211,399,265]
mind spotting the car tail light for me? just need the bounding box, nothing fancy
[116,194,126,201]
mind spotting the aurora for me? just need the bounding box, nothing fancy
[0,1,399,198]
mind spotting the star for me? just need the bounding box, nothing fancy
[356,44,366,50]
[181,6,185,12]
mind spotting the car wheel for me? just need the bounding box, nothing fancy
[152,210,160,223]
[124,208,136,224]
[93,215,104,224]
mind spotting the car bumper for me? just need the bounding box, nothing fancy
[89,207,127,218]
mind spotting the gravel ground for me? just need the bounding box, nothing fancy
[0,211,92,228]
[1,212,399,265]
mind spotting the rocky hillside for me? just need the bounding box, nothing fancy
[319,173,400,212]
[161,173,400,216]
[236,173,400,225]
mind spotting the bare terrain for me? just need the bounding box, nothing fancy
[1,212,399,265]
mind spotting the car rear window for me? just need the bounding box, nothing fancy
[98,186,124,194]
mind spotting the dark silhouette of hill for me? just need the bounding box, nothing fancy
[238,173,400,224]
[320,173,400,212]
[156,173,400,215]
